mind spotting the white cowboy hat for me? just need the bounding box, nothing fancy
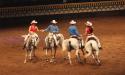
[31,20,38,24]
[51,20,57,24]
[70,20,76,24]
[85,21,92,26]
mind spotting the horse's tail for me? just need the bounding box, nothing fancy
[68,41,73,51]
[79,39,84,49]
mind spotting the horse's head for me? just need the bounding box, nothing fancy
[26,34,37,47]
[31,35,38,43]
[48,35,55,44]
[57,33,64,40]
[56,33,64,45]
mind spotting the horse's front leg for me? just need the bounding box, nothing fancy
[30,50,33,60]
[50,48,53,63]
[53,46,57,59]
[32,49,36,57]
[50,48,56,63]
[29,46,34,60]
[24,50,28,63]
[45,49,49,62]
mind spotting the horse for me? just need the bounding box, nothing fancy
[84,36,101,65]
[62,37,84,65]
[44,33,64,63]
[56,33,65,47]
[22,34,39,63]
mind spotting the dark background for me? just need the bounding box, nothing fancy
[0,0,115,7]
[0,10,125,28]
[0,0,124,29]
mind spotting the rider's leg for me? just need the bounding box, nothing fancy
[34,33,39,47]
[92,35,102,49]
[23,34,30,49]
[45,36,49,47]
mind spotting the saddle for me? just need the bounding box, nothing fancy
[87,37,96,42]
[70,35,81,40]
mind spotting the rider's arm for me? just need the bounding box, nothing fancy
[36,26,39,31]
[44,25,51,32]
[68,26,72,35]
[55,26,59,33]
[28,26,31,32]
[85,27,88,36]
[85,36,89,44]
[74,26,80,36]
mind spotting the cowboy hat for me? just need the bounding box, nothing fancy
[51,20,57,24]
[85,21,92,26]
[31,20,38,24]
[70,20,76,24]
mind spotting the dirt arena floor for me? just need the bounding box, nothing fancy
[0,16,125,75]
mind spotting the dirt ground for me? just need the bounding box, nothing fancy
[0,16,125,75]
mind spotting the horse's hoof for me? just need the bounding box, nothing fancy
[50,59,54,63]
[97,63,101,66]
[24,61,27,64]
[54,61,56,64]
[50,58,56,63]
[29,58,32,60]
[64,57,68,60]
[50,61,53,63]
[78,61,83,64]
[46,59,49,62]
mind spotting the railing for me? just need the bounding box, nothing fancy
[0,0,125,18]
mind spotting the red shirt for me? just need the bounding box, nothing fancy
[29,25,37,32]
[85,26,93,36]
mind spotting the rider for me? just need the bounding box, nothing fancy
[23,20,39,49]
[42,20,59,46]
[84,21,102,49]
[68,20,81,38]
[68,20,84,49]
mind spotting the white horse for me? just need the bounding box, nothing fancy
[84,36,101,65]
[22,34,39,63]
[56,33,65,47]
[44,33,64,63]
[62,37,84,65]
